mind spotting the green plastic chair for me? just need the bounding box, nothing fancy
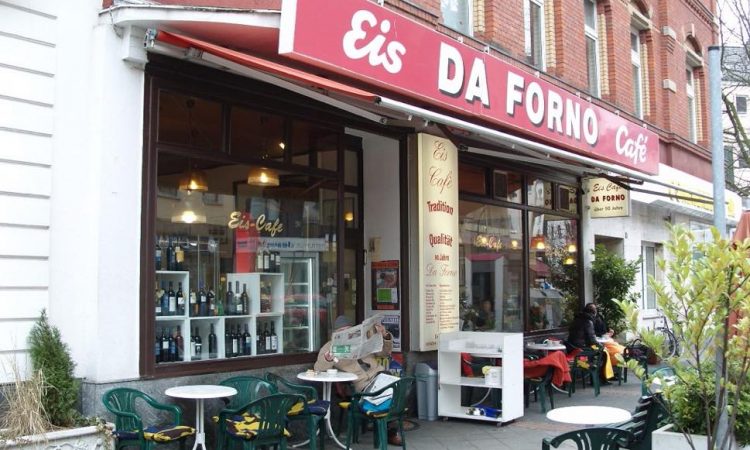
[266,372,329,450]
[614,394,669,450]
[217,392,305,450]
[524,365,555,413]
[345,376,414,450]
[568,345,605,396]
[102,387,195,450]
[216,375,278,450]
[542,427,634,450]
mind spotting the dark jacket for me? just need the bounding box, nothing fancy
[567,311,597,350]
[593,314,608,337]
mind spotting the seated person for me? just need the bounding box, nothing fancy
[315,315,400,445]
[567,304,614,381]
[475,299,495,331]
[588,303,626,368]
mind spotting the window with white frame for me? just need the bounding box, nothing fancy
[737,95,747,114]
[584,0,599,96]
[631,28,644,119]
[686,67,697,143]
[525,0,545,69]
[642,244,657,310]
[441,0,472,35]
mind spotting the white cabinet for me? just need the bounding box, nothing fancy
[437,331,524,423]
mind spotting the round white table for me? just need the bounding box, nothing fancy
[165,384,237,450]
[546,406,631,426]
[297,371,358,448]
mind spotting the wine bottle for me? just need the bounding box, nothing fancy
[165,328,175,362]
[256,250,263,273]
[270,322,278,352]
[190,332,196,360]
[234,281,242,315]
[263,250,270,273]
[232,325,240,357]
[208,324,217,359]
[198,283,207,317]
[240,284,249,316]
[264,323,271,353]
[208,286,216,316]
[159,281,168,317]
[155,281,162,316]
[243,324,252,356]
[174,241,184,271]
[166,237,175,271]
[155,329,162,363]
[194,327,202,360]
[269,251,275,273]
[175,326,184,361]
[190,287,198,316]
[225,326,232,358]
[167,282,176,316]
[155,238,162,271]
[256,324,264,354]
[275,251,282,273]
[226,281,235,316]
[176,282,185,316]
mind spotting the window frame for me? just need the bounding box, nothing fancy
[630,27,644,119]
[525,0,546,70]
[584,0,600,97]
[441,0,473,36]
[686,66,697,143]
[140,56,378,378]
[736,95,747,115]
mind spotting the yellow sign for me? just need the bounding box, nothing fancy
[227,212,285,237]
[584,178,631,218]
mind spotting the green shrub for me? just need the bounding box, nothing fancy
[27,309,79,427]
[590,244,641,335]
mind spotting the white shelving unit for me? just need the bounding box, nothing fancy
[437,331,524,424]
[154,270,284,364]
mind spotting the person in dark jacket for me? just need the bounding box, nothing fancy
[566,305,597,350]
[589,303,614,337]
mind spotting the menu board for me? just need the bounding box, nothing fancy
[417,134,460,351]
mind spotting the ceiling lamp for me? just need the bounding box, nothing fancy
[247,167,280,187]
[344,211,354,222]
[530,235,546,251]
[567,242,578,253]
[171,192,206,224]
[178,168,209,192]
[563,255,576,265]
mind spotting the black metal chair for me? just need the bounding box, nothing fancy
[542,427,634,450]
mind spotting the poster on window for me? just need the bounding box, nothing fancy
[381,312,401,352]
[372,260,400,310]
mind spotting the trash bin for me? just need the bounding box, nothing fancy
[415,362,438,421]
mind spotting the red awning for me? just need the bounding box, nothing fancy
[155,30,379,103]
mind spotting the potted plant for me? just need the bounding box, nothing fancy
[617,225,750,450]
[0,310,111,449]
[590,244,641,336]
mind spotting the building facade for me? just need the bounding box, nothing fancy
[0,0,739,419]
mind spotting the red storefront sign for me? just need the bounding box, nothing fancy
[279,0,659,175]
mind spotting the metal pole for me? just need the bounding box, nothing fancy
[709,44,730,450]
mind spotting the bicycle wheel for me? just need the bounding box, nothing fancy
[658,328,677,358]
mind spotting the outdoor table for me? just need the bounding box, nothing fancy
[165,384,237,450]
[526,342,567,353]
[546,405,631,426]
[596,336,614,344]
[297,371,358,449]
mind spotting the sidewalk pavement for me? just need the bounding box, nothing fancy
[336,371,645,450]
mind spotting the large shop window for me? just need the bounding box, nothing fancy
[458,163,579,333]
[152,90,340,366]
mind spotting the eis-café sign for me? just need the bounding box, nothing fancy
[280,0,658,174]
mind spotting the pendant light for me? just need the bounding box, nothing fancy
[171,191,207,224]
[247,167,280,187]
[178,168,209,192]
[530,235,546,251]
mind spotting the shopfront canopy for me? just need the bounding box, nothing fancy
[146,28,715,203]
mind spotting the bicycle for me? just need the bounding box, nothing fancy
[654,310,679,358]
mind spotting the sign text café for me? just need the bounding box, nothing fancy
[280,0,659,175]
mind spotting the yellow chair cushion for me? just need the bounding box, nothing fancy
[142,425,195,442]
[225,414,292,440]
